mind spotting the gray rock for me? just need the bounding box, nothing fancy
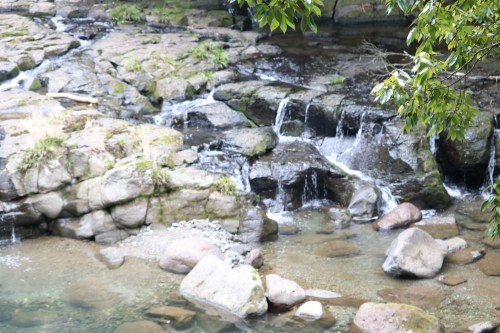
[29,192,64,219]
[327,207,352,229]
[37,157,72,193]
[223,127,278,157]
[435,237,467,254]
[205,192,241,219]
[186,101,249,129]
[244,248,264,269]
[383,228,445,278]
[265,273,305,310]
[352,302,442,333]
[167,168,215,190]
[348,183,380,222]
[159,238,224,274]
[0,91,65,120]
[238,207,278,243]
[100,161,154,207]
[111,197,148,229]
[156,77,189,102]
[28,2,56,16]
[179,255,268,318]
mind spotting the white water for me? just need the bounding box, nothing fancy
[273,97,290,136]
[487,131,497,189]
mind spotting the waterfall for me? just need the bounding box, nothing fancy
[273,97,290,135]
[487,132,497,190]
[301,169,320,204]
[234,157,251,192]
[377,181,399,216]
[429,133,439,156]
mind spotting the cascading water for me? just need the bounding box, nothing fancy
[487,132,497,191]
[273,97,290,136]
[429,133,439,156]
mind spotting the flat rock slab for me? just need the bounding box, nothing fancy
[482,237,500,249]
[322,296,366,308]
[437,274,467,286]
[113,320,165,333]
[145,306,196,329]
[315,240,360,257]
[377,286,446,308]
[61,278,122,310]
[413,215,460,239]
[0,91,65,120]
[476,252,500,276]
[446,247,485,265]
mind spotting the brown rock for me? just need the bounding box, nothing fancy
[322,296,366,308]
[482,237,500,249]
[476,252,500,276]
[374,203,422,230]
[377,286,446,308]
[62,278,121,309]
[146,306,196,329]
[446,247,485,265]
[315,240,360,257]
[437,274,467,286]
[352,302,442,333]
[113,320,165,333]
[195,313,235,333]
[244,248,264,269]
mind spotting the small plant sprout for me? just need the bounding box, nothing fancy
[214,175,238,195]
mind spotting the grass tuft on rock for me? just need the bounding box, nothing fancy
[111,3,143,24]
[191,41,229,67]
[19,136,66,172]
[214,175,237,195]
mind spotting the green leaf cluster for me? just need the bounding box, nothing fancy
[237,0,323,33]
[481,179,500,239]
[373,0,499,140]
[191,41,229,67]
[111,3,144,24]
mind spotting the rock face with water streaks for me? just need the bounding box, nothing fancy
[352,302,443,333]
[179,255,268,318]
[383,228,445,278]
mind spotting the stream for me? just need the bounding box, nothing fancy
[0,15,499,333]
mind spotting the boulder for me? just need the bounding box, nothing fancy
[238,207,278,243]
[159,238,224,274]
[453,320,500,333]
[244,248,264,269]
[352,302,442,333]
[111,197,148,229]
[336,120,451,209]
[348,183,380,222]
[446,247,485,265]
[179,255,268,318]
[294,301,324,321]
[374,203,422,230]
[185,101,250,129]
[29,192,63,219]
[223,127,278,157]
[383,228,445,278]
[249,141,355,209]
[438,111,494,188]
[265,274,305,310]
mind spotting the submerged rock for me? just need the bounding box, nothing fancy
[352,302,442,333]
[413,215,460,239]
[145,306,196,329]
[294,301,325,321]
[374,202,422,230]
[62,278,122,310]
[159,237,224,274]
[179,255,267,318]
[383,228,444,278]
[265,273,306,310]
[113,320,165,333]
[476,252,500,276]
[377,286,445,308]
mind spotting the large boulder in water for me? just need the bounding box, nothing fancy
[336,119,451,209]
[265,274,306,310]
[383,228,445,278]
[238,207,278,243]
[159,238,225,274]
[347,183,380,222]
[249,141,356,209]
[179,255,268,318]
[374,202,422,230]
[352,302,442,333]
[437,111,494,188]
